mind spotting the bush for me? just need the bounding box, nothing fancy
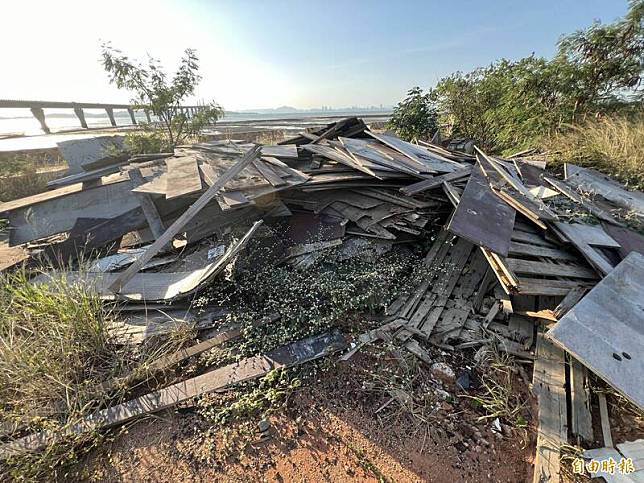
[387,87,438,141]
[123,130,173,154]
[390,0,644,153]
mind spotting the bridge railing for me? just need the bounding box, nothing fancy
[0,99,208,134]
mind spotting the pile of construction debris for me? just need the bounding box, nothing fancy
[1,117,643,480]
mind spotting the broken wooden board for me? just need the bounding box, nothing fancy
[476,147,558,221]
[366,131,460,173]
[57,135,127,175]
[554,222,619,276]
[107,308,228,344]
[543,175,622,226]
[400,167,472,196]
[253,158,287,187]
[165,156,203,199]
[0,171,127,216]
[547,252,644,411]
[0,331,346,457]
[566,164,644,217]
[108,146,261,293]
[516,278,593,297]
[447,164,516,256]
[8,180,140,246]
[507,258,598,280]
[569,357,593,444]
[37,222,262,302]
[261,144,298,158]
[532,333,568,483]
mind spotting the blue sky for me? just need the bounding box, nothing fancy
[0,0,630,110]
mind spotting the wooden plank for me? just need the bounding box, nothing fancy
[0,331,346,457]
[367,131,459,173]
[548,252,644,411]
[338,137,416,174]
[532,333,567,483]
[447,164,516,256]
[108,146,261,293]
[253,158,287,187]
[400,167,472,196]
[598,392,614,447]
[508,315,534,349]
[476,147,559,220]
[569,357,594,443]
[8,180,139,246]
[57,135,127,173]
[555,222,620,247]
[165,156,203,199]
[509,241,578,261]
[261,144,298,158]
[492,188,548,229]
[517,278,592,296]
[555,222,617,276]
[511,230,559,248]
[128,168,166,240]
[553,287,587,319]
[507,258,598,279]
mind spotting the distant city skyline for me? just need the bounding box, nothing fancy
[0,1,630,111]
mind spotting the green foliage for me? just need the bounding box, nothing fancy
[431,56,570,151]
[123,130,172,155]
[197,369,301,426]
[393,1,644,154]
[387,87,438,141]
[556,0,644,109]
[0,268,184,480]
[101,44,223,147]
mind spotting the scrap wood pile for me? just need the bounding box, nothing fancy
[1,117,644,480]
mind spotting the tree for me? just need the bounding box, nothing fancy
[101,44,223,147]
[556,0,644,113]
[387,87,438,141]
[391,1,644,153]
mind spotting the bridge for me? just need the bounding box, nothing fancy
[0,99,208,134]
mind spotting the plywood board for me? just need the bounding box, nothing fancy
[165,156,203,199]
[8,181,140,246]
[548,252,644,410]
[447,164,515,256]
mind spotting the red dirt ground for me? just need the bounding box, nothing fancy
[78,352,536,482]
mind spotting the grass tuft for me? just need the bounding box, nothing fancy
[544,114,644,190]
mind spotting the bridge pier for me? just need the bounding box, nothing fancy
[105,107,117,127]
[144,109,151,123]
[73,106,88,129]
[30,107,50,134]
[127,108,137,125]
